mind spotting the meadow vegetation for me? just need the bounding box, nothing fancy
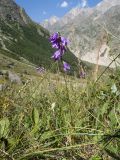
[0,66,120,160]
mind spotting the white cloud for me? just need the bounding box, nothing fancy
[43,11,47,15]
[81,0,87,8]
[60,1,68,8]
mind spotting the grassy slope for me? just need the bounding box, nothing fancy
[0,19,78,72]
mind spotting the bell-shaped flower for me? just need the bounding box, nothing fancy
[63,61,70,71]
[49,32,59,43]
[51,50,62,61]
[61,37,69,46]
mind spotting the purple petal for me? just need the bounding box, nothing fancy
[51,50,62,61]
[63,61,70,71]
[52,43,59,49]
[60,45,66,53]
[49,32,59,42]
[61,37,69,46]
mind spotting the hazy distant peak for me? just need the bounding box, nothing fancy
[0,0,31,25]
[49,16,59,23]
[65,6,93,17]
[96,0,120,13]
[42,0,120,33]
[42,16,59,28]
[68,7,81,16]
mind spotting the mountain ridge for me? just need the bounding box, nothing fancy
[42,0,120,29]
[42,0,120,68]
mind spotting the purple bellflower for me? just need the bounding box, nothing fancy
[61,37,69,46]
[49,32,70,72]
[51,50,61,61]
[63,61,70,72]
[49,32,59,43]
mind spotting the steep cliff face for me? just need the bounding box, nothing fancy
[96,0,120,13]
[0,0,31,25]
[0,0,51,67]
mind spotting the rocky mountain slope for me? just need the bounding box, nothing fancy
[96,0,120,13]
[0,0,77,71]
[42,0,120,68]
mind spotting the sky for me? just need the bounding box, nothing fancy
[15,0,102,23]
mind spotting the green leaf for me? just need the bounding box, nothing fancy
[108,110,117,127]
[98,102,109,118]
[105,148,120,160]
[0,118,10,138]
[101,102,109,115]
[40,130,54,142]
[32,107,39,125]
[30,107,40,135]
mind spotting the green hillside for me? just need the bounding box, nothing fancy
[0,0,78,72]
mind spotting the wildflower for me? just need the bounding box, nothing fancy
[49,32,70,71]
[61,37,69,46]
[51,50,62,61]
[49,32,59,44]
[63,61,70,71]
[50,32,68,51]
[52,43,59,49]
[50,32,61,49]
[80,71,86,78]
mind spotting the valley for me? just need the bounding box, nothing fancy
[0,0,120,160]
